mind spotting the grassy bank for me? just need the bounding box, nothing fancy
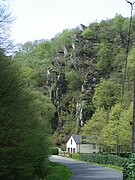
[45,162,72,180]
[92,162,123,171]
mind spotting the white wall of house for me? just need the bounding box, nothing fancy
[66,136,78,153]
[66,136,99,154]
[78,144,99,153]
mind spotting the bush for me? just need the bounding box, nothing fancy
[80,153,127,167]
[51,147,59,155]
[123,153,135,180]
[61,144,66,151]
[69,153,80,159]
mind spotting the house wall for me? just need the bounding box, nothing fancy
[78,144,99,153]
[66,136,78,153]
[66,136,99,154]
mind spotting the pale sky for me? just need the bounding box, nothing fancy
[10,0,134,44]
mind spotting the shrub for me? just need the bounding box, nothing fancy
[51,147,59,155]
[69,153,80,159]
[80,153,127,167]
[119,153,131,158]
[123,153,135,180]
[61,144,66,151]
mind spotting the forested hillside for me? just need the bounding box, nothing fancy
[13,14,135,154]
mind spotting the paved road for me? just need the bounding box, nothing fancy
[49,155,123,180]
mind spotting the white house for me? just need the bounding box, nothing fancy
[66,134,99,154]
[66,134,82,153]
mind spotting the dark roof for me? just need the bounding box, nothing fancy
[72,134,82,144]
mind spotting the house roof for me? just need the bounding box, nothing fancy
[72,134,82,144]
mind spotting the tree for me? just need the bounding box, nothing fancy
[81,28,92,39]
[65,69,82,90]
[112,14,128,47]
[0,0,14,52]
[32,90,56,122]
[82,108,108,146]
[0,53,51,179]
[97,43,114,72]
[52,29,75,54]
[93,78,121,110]
[20,41,37,53]
[35,41,53,61]
[100,103,132,152]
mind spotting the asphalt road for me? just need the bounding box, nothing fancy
[49,155,123,180]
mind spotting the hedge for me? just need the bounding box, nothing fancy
[80,153,127,167]
[123,153,135,179]
[69,153,80,159]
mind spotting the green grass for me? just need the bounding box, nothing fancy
[91,162,123,172]
[45,162,72,180]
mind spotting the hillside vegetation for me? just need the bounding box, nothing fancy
[13,14,135,154]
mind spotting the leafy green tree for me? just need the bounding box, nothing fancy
[32,90,56,122]
[93,78,121,110]
[35,41,53,62]
[81,28,92,39]
[52,29,75,54]
[65,69,82,90]
[82,22,99,42]
[100,103,132,152]
[97,43,114,72]
[20,41,37,53]
[98,19,112,43]
[0,53,51,179]
[82,108,108,146]
[112,14,128,47]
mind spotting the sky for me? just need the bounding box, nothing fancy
[10,0,134,44]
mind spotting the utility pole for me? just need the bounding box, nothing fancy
[132,70,135,152]
[116,121,119,155]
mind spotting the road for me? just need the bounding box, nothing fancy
[49,155,123,180]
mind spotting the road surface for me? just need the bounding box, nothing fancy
[49,155,123,180]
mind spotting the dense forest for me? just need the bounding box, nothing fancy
[1,0,135,178]
[13,14,135,153]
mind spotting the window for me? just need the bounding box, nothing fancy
[68,148,70,153]
[71,148,72,153]
[73,148,75,153]
[71,139,72,144]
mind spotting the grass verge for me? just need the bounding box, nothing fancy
[91,162,123,172]
[45,162,72,180]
